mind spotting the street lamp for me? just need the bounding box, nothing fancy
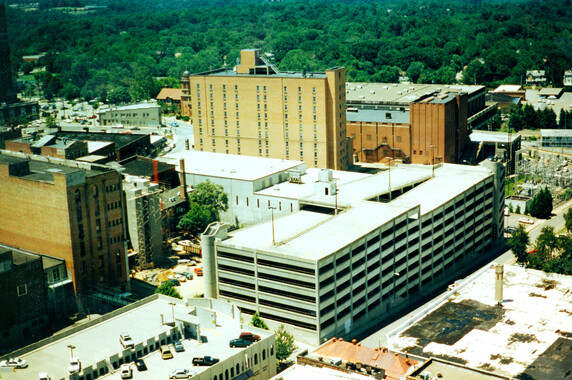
[168,302,176,325]
[430,145,438,177]
[269,206,276,246]
[388,157,394,201]
[67,344,76,358]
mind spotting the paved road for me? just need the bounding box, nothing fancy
[360,198,572,350]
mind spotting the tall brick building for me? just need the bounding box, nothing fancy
[0,151,128,295]
[346,83,492,165]
[181,49,351,170]
[0,2,17,104]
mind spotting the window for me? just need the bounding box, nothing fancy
[17,284,27,296]
[52,269,60,281]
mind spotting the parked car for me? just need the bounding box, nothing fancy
[192,356,220,366]
[178,271,193,280]
[120,363,132,379]
[173,340,185,352]
[239,332,261,342]
[120,332,134,349]
[160,345,174,359]
[135,358,147,371]
[168,368,196,379]
[68,357,81,374]
[229,338,253,348]
[504,226,517,234]
[518,217,534,224]
[194,267,203,276]
[38,372,51,380]
[0,358,28,369]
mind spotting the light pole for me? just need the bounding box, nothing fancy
[67,344,76,358]
[388,157,393,201]
[168,302,176,325]
[430,145,438,177]
[269,206,276,246]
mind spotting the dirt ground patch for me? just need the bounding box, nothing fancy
[402,299,505,346]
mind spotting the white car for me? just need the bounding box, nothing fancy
[518,217,534,224]
[120,332,134,349]
[68,357,81,374]
[120,363,133,379]
[38,373,51,380]
[0,358,28,368]
[169,368,196,379]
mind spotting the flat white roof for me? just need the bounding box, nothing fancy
[12,296,269,380]
[221,164,494,261]
[345,82,483,104]
[99,102,160,112]
[541,129,572,137]
[159,151,305,182]
[470,131,521,143]
[493,85,522,93]
[391,265,572,378]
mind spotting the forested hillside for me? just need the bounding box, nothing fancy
[6,0,572,102]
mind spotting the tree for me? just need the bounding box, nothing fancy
[407,61,426,83]
[535,226,558,258]
[564,207,572,233]
[528,188,553,219]
[177,181,228,236]
[155,282,182,299]
[45,114,58,129]
[106,87,131,105]
[508,224,529,264]
[251,312,268,330]
[275,324,296,361]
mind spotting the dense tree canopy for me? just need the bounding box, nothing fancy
[5,0,572,102]
[508,224,529,264]
[528,188,553,219]
[177,181,228,236]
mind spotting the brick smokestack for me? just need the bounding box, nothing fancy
[153,159,159,184]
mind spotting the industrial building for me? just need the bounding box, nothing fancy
[160,150,308,227]
[0,295,276,380]
[0,150,128,296]
[540,129,572,148]
[202,161,505,345]
[181,49,352,170]
[345,82,496,165]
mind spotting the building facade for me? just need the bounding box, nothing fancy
[0,151,128,295]
[541,129,572,148]
[209,162,505,345]
[345,83,489,165]
[0,247,48,351]
[98,103,162,128]
[181,49,352,170]
[123,177,164,268]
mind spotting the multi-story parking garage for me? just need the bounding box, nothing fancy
[205,162,505,345]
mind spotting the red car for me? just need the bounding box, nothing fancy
[239,332,261,342]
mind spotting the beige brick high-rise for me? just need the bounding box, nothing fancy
[181,49,351,170]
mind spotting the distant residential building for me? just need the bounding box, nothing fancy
[123,177,164,268]
[98,102,162,128]
[0,150,129,296]
[526,70,547,86]
[0,246,48,351]
[156,87,183,113]
[564,70,572,86]
[181,49,351,170]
